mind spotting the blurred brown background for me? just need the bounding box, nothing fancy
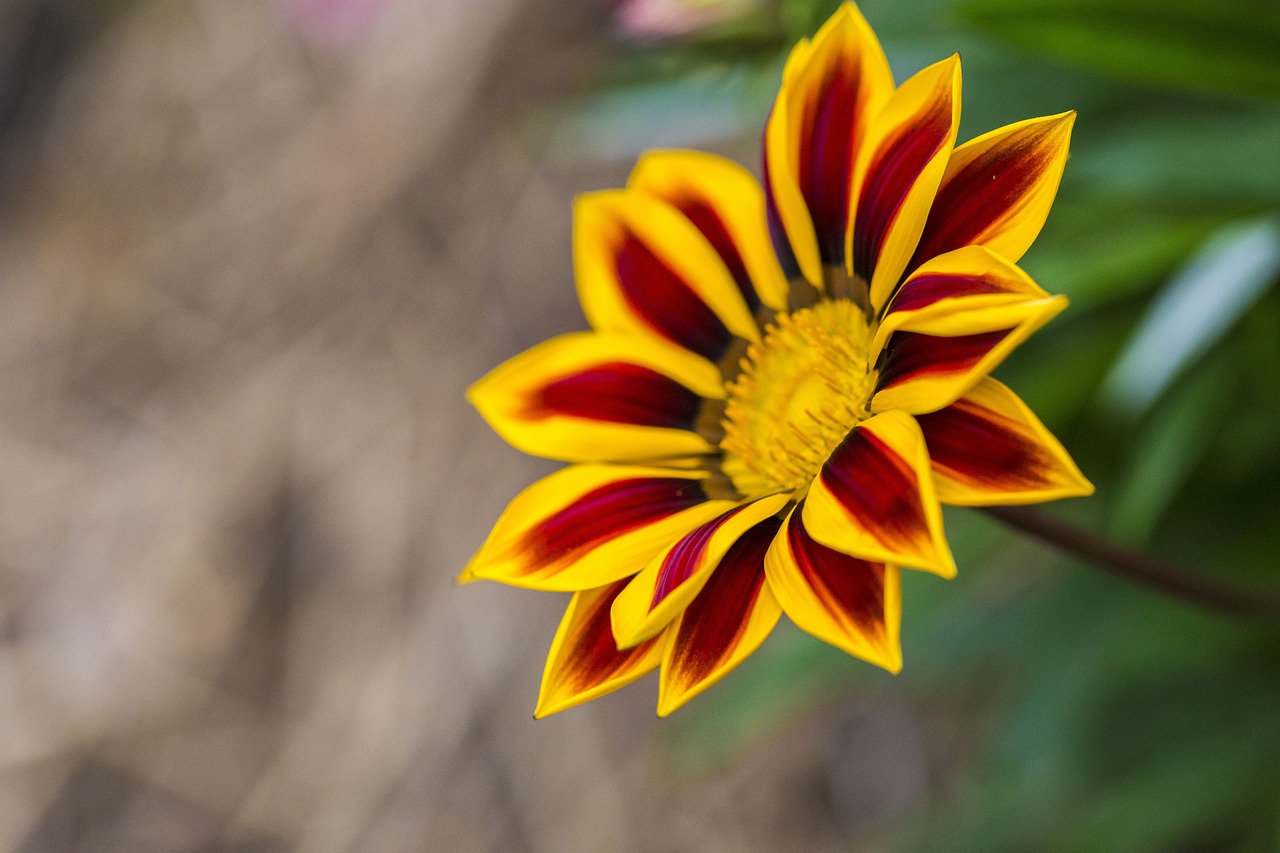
[0,1,919,849]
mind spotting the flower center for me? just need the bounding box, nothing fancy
[720,299,878,499]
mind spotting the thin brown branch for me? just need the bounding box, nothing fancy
[983,505,1280,619]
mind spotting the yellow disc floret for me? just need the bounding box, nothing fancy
[721,299,878,499]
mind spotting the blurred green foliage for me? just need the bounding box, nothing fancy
[574,0,1280,848]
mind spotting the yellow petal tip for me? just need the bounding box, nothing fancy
[844,638,903,674]
[923,555,958,580]
[456,564,480,585]
[880,653,904,676]
[463,378,485,408]
[535,681,600,719]
[920,537,958,580]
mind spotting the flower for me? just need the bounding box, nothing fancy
[461,2,1093,717]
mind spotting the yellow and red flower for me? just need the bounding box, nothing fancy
[462,2,1093,717]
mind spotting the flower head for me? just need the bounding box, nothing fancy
[463,2,1093,717]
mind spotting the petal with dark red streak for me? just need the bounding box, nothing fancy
[877,246,1050,335]
[803,411,954,577]
[575,190,759,364]
[765,503,901,670]
[871,288,1067,415]
[849,55,962,312]
[763,4,894,285]
[657,516,783,715]
[611,494,789,649]
[461,465,733,592]
[468,331,723,463]
[629,149,789,313]
[873,246,1061,364]
[911,112,1075,271]
[535,580,663,717]
[917,377,1094,505]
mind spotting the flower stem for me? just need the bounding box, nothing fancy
[982,506,1280,618]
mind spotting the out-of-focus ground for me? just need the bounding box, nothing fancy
[0,2,927,849]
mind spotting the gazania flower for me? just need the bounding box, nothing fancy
[461,2,1093,717]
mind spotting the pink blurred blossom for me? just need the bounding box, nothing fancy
[275,0,392,44]
[616,0,761,40]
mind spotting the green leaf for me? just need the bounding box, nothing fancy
[659,621,861,776]
[1020,205,1221,310]
[957,0,1280,102]
[552,68,767,159]
[1101,215,1280,417]
[1105,357,1237,544]
[1066,111,1280,212]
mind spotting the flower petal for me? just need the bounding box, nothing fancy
[803,410,955,577]
[873,245,1052,347]
[462,465,733,591]
[657,516,783,716]
[629,150,789,313]
[611,494,789,649]
[849,55,962,312]
[911,112,1075,271]
[917,377,1094,505]
[468,331,724,463]
[535,579,663,718]
[575,190,759,363]
[871,294,1067,415]
[764,503,901,671]
[764,3,894,282]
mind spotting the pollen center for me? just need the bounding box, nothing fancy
[721,299,878,499]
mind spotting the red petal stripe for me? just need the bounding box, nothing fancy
[887,271,1019,315]
[559,580,659,694]
[614,231,732,362]
[852,97,953,283]
[912,121,1066,268]
[787,504,888,640]
[650,506,744,610]
[530,362,703,431]
[917,396,1054,491]
[667,518,779,686]
[675,198,762,314]
[819,428,928,554]
[797,61,867,266]
[876,329,1010,391]
[516,478,707,576]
